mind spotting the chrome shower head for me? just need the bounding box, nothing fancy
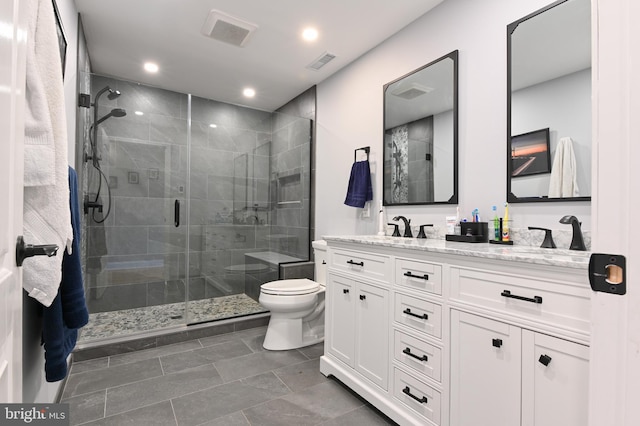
[94,85,121,103]
[107,89,121,100]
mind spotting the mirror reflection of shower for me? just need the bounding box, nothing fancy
[85,86,126,223]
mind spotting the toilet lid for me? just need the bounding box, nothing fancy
[261,279,319,295]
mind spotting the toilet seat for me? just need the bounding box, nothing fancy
[261,279,319,295]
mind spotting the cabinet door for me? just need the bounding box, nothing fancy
[522,331,589,426]
[356,282,389,390]
[451,310,521,426]
[328,275,355,367]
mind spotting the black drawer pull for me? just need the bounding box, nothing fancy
[174,199,180,227]
[343,289,349,294]
[539,354,552,366]
[501,290,543,304]
[404,271,429,281]
[402,386,428,404]
[403,347,428,362]
[359,294,366,300]
[347,260,364,267]
[403,308,428,320]
[492,338,503,348]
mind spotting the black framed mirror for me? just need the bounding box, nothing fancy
[507,0,591,203]
[383,50,458,206]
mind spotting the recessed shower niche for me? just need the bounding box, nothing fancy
[274,168,302,206]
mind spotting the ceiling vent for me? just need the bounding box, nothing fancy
[392,83,434,100]
[307,52,336,71]
[201,10,258,47]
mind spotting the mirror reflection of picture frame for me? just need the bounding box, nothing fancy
[510,128,551,178]
[52,0,67,79]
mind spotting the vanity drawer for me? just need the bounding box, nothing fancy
[394,293,442,339]
[330,248,391,283]
[393,367,441,425]
[450,266,590,333]
[393,329,441,382]
[395,258,442,295]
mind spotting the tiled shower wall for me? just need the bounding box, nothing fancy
[81,75,311,314]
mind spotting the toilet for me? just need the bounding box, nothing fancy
[259,240,327,350]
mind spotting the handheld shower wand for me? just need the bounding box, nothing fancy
[86,86,126,223]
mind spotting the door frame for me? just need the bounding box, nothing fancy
[589,0,640,424]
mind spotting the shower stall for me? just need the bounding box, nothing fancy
[76,73,312,343]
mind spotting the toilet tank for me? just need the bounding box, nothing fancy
[312,240,328,285]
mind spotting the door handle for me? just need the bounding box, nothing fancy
[174,199,180,227]
[15,236,59,266]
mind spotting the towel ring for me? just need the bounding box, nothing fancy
[354,146,370,162]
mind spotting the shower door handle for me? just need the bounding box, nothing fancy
[174,200,180,227]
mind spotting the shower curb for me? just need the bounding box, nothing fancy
[72,313,269,362]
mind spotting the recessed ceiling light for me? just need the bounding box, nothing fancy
[135,111,144,116]
[302,27,318,42]
[243,88,255,98]
[209,123,217,128]
[144,62,159,73]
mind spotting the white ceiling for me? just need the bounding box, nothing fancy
[75,0,444,111]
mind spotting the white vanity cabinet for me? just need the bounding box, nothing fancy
[320,237,591,426]
[451,310,589,426]
[449,264,590,426]
[325,248,391,390]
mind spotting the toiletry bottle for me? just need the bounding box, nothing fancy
[492,205,499,241]
[454,207,461,235]
[502,203,510,242]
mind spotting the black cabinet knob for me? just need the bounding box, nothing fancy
[539,354,552,366]
[343,288,349,294]
[492,338,503,348]
[359,294,366,300]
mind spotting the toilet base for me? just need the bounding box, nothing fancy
[262,317,325,350]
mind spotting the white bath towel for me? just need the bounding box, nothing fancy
[23,0,73,307]
[548,136,579,198]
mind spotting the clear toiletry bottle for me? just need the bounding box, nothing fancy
[492,205,499,241]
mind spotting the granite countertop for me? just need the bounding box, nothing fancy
[322,235,590,270]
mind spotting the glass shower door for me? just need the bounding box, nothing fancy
[80,73,190,342]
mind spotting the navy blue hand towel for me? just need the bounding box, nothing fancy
[42,167,89,382]
[344,160,373,208]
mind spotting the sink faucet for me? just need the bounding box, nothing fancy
[559,215,586,251]
[392,216,412,238]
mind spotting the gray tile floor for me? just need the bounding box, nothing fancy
[63,326,397,425]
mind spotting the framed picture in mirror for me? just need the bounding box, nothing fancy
[510,128,551,178]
